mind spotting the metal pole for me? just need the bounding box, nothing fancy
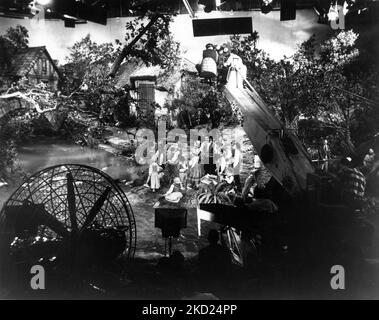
[181,0,195,18]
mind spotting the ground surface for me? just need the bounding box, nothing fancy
[1,126,379,299]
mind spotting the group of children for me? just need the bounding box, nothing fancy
[144,137,246,203]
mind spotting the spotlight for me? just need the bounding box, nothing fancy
[28,1,41,15]
[261,0,273,14]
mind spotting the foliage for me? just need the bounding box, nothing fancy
[123,13,181,74]
[61,12,181,128]
[0,25,30,179]
[172,75,238,129]
[197,182,233,205]
[0,25,29,88]
[61,34,119,95]
[0,124,17,179]
[226,30,379,156]
[3,25,29,49]
[60,34,124,125]
[0,25,29,53]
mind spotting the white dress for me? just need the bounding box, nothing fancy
[149,162,160,189]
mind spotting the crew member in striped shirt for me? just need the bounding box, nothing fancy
[335,157,375,246]
[337,157,366,209]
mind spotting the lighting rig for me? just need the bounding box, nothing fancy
[0,0,107,26]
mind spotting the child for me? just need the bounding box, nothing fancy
[146,156,162,192]
[216,148,227,181]
[188,140,203,188]
[164,177,184,203]
[178,155,188,189]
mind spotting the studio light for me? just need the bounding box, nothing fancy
[28,1,41,15]
[261,0,273,14]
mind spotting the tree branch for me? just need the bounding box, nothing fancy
[109,14,162,77]
[0,91,58,114]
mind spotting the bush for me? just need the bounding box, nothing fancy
[0,124,18,180]
[171,75,239,129]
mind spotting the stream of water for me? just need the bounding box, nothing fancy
[16,138,132,180]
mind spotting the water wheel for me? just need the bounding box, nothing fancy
[0,164,136,286]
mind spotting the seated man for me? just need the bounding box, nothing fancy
[198,229,231,279]
[203,43,218,63]
[241,153,263,202]
[336,157,366,209]
[331,157,375,246]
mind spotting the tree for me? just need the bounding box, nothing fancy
[0,26,32,179]
[60,34,125,125]
[123,13,181,73]
[171,75,238,129]
[61,12,181,127]
[3,25,29,49]
[0,25,29,87]
[0,25,60,117]
[225,30,379,156]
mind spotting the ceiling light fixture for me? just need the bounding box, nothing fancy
[35,0,51,5]
[261,0,273,14]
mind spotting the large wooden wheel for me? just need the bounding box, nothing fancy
[0,164,136,270]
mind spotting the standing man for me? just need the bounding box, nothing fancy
[336,157,366,209]
[363,148,375,170]
[319,138,331,172]
[242,152,262,201]
[217,47,230,85]
[230,141,243,192]
[203,136,216,175]
[333,157,375,247]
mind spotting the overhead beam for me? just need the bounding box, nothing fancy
[52,0,107,25]
[192,16,253,37]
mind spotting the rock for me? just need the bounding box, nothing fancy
[44,110,68,131]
